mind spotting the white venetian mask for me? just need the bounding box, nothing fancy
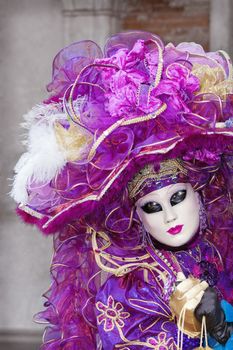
[136,182,200,247]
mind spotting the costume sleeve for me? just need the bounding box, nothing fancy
[95,270,199,350]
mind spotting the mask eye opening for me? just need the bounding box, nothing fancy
[141,201,163,214]
[170,189,187,207]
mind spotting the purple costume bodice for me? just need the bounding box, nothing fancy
[95,237,233,349]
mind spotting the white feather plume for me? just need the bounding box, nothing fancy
[11,103,67,204]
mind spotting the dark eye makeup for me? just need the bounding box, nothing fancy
[170,190,187,206]
[141,202,162,214]
[140,189,187,214]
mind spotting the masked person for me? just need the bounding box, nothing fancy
[11,32,233,349]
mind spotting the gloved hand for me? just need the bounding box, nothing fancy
[195,287,233,345]
[169,277,208,336]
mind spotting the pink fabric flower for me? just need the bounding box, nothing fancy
[95,39,200,120]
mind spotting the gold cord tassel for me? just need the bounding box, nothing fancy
[194,316,212,350]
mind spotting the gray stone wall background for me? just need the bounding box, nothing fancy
[0,0,232,339]
[0,0,63,333]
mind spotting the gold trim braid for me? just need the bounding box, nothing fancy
[128,159,188,199]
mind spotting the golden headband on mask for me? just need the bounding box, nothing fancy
[128,159,188,200]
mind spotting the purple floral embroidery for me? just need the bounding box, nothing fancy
[147,332,175,349]
[199,260,219,287]
[96,295,130,332]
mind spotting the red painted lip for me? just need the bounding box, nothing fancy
[167,225,184,235]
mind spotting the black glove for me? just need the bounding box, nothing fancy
[194,287,233,345]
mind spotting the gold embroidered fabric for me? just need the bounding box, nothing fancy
[192,64,233,100]
[128,159,188,199]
